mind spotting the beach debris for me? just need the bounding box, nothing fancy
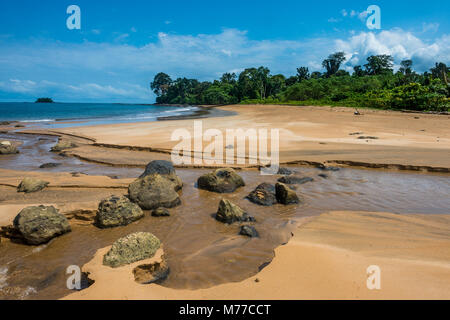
[0,141,18,154]
[50,139,77,152]
[39,162,61,169]
[128,174,181,210]
[103,232,161,268]
[133,260,169,284]
[246,183,277,206]
[95,195,144,228]
[17,177,49,193]
[13,205,71,245]
[215,199,255,224]
[277,176,314,185]
[152,207,170,217]
[354,109,361,115]
[239,225,259,238]
[277,167,294,175]
[197,168,245,193]
[349,132,364,136]
[357,136,379,140]
[275,183,300,205]
[225,144,234,149]
[139,160,182,191]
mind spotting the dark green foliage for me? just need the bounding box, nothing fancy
[149,55,449,112]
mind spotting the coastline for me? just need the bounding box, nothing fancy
[1,103,450,300]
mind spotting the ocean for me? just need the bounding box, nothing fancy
[0,102,198,127]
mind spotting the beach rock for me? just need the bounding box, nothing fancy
[275,183,300,205]
[13,205,71,245]
[246,183,277,206]
[277,167,293,175]
[50,140,77,152]
[39,162,61,169]
[197,168,245,193]
[139,160,182,191]
[128,174,181,210]
[103,232,161,268]
[277,176,314,185]
[95,195,144,228]
[239,225,259,238]
[317,165,340,172]
[318,173,328,179]
[152,207,170,217]
[17,177,49,193]
[133,260,170,284]
[215,199,254,224]
[14,124,25,128]
[0,141,18,155]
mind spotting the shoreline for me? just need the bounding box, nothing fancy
[4,104,449,174]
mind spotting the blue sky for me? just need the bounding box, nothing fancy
[0,0,449,103]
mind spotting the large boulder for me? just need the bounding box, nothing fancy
[277,176,314,185]
[215,199,254,224]
[13,205,71,245]
[128,174,181,210]
[50,140,77,152]
[246,183,277,206]
[139,160,182,191]
[17,177,49,193]
[103,232,161,268]
[275,183,300,205]
[197,168,245,193]
[0,141,18,155]
[95,195,144,228]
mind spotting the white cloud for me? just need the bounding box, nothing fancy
[422,22,439,33]
[335,29,450,71]
[0,28,448,102]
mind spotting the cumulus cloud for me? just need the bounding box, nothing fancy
[335,29,450,72]
[0,28,448,102]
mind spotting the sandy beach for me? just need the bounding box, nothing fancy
[0,104,449,300]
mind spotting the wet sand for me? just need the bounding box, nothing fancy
[0,104,449,300]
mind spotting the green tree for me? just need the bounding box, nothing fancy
[150,72,172,96]
[364,55,394,75]
[399,60,413,76]
[353,65,366,77]
[296,67,310,82]
[322,52,346,77]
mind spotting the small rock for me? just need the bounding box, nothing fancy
[215,199,254,224]
[133,260,169,284]
[103,232,161,268]
[318,173,328,179]
[275,183,300,205]
[13,205,71,245]
[14,124,25,128]
[317,165,340,172]
[0,141,18,155]
[17,177,49,193]
[152,207,170,217]
[357,136,379,140]
[50,140,77,152]
[39,163,61,169]
[277,167,293,175]
[197,168,245,193]
[277,176,313,185]
[239,225,259,238]
[246,183,277,206]
[139,160,182,191]
[95,195,144,228]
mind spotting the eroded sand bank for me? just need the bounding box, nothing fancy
[64,211,450,300]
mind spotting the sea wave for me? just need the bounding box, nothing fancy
[19,119,56,123]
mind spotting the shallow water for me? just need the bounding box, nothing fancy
[0,134,449,299]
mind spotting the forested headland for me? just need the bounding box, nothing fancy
[150,53,449,112]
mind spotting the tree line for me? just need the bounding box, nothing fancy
[150,53,449,112]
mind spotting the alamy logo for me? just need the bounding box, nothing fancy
[171,121,280,175]
[366,5,381,30]
[366,265,381,290]
[66,265,81,290]
[66,5,81,30]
